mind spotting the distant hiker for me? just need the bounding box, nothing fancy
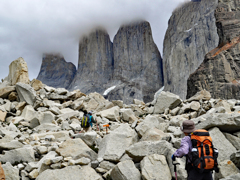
[171,120,219,180]
[81,110,97,132]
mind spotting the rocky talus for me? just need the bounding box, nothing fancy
[187,0,240,99]
[163,0,219,99]
[1,59,240,179]
[37,54,76,89]
[109,21,163,104]
[68,28,114,94]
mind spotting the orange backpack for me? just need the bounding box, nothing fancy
[190,129,219,173]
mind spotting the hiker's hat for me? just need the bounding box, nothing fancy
[88,111,93,115]
[181,120,195,133]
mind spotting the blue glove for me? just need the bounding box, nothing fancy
[171,154,176,161]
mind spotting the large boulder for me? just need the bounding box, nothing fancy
[215,160,240,180]
[140,154,171,180]
[0,145,35,165]
[136,115,164,137]
[0,86,15,99]
[224,133,240,150]
[36,165,103,180]
[110,160,141,180]
[2,162,19,180]
[56,138,97,161]
[196,113,240,132]
[16,83,36,105]
[98,106,120,121]
[98,124,138,162]
[126,141,172,162]
[153,91,182,114]
[209,127,236,162]
[7,57,30,85]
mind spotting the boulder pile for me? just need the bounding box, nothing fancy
[0,59,240,180]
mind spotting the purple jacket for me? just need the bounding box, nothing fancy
[174,136,192,162]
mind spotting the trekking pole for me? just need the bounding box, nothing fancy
[172,160,180,180]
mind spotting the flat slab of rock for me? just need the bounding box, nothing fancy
[2,162,19,180]
[16,83,36,105]
[209,127,236,162]
[0,145,35,165]
[98,124,138,162]
[0,86,15,99]
[196,113,240,132]
[110,160,141,180]
[126,141,172,162]
[140,154,171,180]
[153,91,182,114]
[56,138,97,161]
[36,165,103,180]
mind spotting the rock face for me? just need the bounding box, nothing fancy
[187,0,240,99]
[163,0,219,99]
[108,21,163,103]
[37,54,76,89]
[68,28,114,94]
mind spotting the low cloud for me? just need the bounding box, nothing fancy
[0,0,188,80]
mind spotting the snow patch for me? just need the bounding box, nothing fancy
[103,86,116,96]
[154,86,165,100]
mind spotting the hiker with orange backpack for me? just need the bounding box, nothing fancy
[171,120,219,180]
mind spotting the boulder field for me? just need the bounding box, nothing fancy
[0,58,240,179]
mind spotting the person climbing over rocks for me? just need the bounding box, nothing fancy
[81,110,97,132]
[172,120,219,180]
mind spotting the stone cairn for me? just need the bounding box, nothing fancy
[0,58,240,180]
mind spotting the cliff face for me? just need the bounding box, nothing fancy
[187,0,240,99]
[163,0,219,99]
[108,21,163,103]
[68,28,114,94]
[37,54,76,89]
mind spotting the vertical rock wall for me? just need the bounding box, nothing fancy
[163,0,219,99]
[187,0,240,99]
[37,54,76,89]
[68,28,114,94]
[108,21,163,103]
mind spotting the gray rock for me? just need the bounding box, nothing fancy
[209,127,236,162]
[68,28,113,97]
[224,133,240,150]
[2,162,19,180]
[0,145,35,165]
[0,140,24,151]
[230,151,240,169]
[153,91,182,114]
[0,86,16,99]
[35,123,61,132]
[214,160,240,180]
[109,21,164,104]
[220,173,240,180]
[56,138,97,161]
[110,160,141,180]
[39,111,55,125]
[73,131,97,146]
[140,128,169,142]
[163,0,219,99]
[37,54,76,89]
[36,166,103,180]
[187,1,240,100]
[16,83,36,105]
[99,161,116,171]
[126,141,172,162]
[98,106,120,121]
[98,124,138,162]
[140,154,171,180]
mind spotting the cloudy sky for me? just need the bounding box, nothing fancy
[0,0,189,80]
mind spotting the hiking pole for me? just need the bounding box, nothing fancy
[172,160,180,180]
